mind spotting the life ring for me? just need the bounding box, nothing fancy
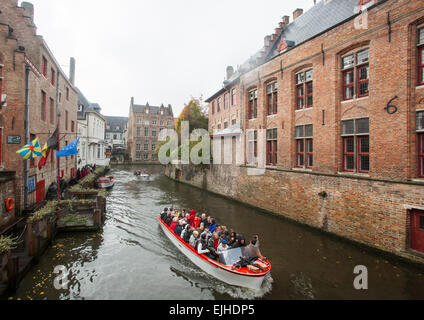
[5,198,14,211]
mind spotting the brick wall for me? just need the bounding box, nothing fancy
[166,163,424,263]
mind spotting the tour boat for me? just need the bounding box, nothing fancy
[96,176,115,189]
[137,173,151,181]
[159,217,271,290]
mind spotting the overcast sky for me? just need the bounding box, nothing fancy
[28,0,315,118]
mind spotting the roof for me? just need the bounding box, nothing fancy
[77,87,103,120]
[132,104,174,116]
[206,0,384,102]
[105,116,128,132]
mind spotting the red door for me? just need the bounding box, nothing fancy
[36,180,45,204]
[411,210,424,254]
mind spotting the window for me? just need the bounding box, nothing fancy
[136,143,141,151]
[144,141,149,151]
[152,120,157,125]
[59,92,62,103]
[167,121,172,126]
[137,119,142,125]
[296,70,313,110]
[41,91,46,121]
[417,111,424,177]
[65,110,68,131]
[144,120,150,126]
[71,121,75,133]
[136,153,141,160]
[217,98,222,112]
[152,142,156,151]
[224,122,228,129]
[0,128,2,165]
[152,129,157,137]
[212,102,215,115]
[50,98,55,124]
[160,120,164,126]
[51,68,55,86]
[296,125,313,169]
[267,82,278,115]
[224,93,229,109]
[232,119,236,126]
[342,118,370,173]
[342,49,369,100]
[42,56,47,77]
[247,130,257,164]
[266,128,278,166]
[418,28,424,86]
[66,87,69,101]
[0,64,3,101]
[137,127,141,137]
[144,154,149,160]
[248,89,258,119]
[144,127,149,137]
[217,124,221,130]
[231,88,237,106]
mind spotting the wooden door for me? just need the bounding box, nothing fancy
[411,210,424,254]
[36,180,45,204]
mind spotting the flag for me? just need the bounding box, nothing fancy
[16,138,42,160]
[56,138,79,158]
[47,127,59,150]
[38,143,51,170]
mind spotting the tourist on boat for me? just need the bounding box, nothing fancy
[221,230,231,243]
[165,210,173,226]
[228,231,237,246]
[187,209,196,227]
[181,225,192,243]
[200,213,208,226]
[170,217,178,231]
[174,220,184,237]
[197,233,212,257]
[205,216,212,228]
[215,225,222,235]
[206,233,219,260]
[209,219,217,233]
[189,230,199,247]
[217,240,230,254]
[201,226,211,241]
[160,208,168,221]
[194,215,201,229]
[232,234,247,248]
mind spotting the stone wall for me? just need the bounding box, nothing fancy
[166,163,424,264]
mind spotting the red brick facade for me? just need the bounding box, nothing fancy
[0,0,78,213]
[203,0,424,258]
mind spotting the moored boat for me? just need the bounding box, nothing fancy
[96,176,115,189]
[159,217,271,290]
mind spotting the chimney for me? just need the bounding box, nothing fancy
[226,66,234,80]
[131,97,134,106]
[69,57,76,85]
[282,15,290,25]
[264,35,272,47]
[21,2,34,23]
[293,8,303,20]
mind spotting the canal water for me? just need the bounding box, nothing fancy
[12,166,424,300]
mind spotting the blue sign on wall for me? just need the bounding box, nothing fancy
[28,176,36,193]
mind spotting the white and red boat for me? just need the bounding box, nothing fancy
[159,217,271,290]
[96,176,115,189]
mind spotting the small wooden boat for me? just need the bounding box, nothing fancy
[159,217,271,290]
[96,176,115,189]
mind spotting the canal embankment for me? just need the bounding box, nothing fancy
[165,163,424,267]
[0,166,109,298]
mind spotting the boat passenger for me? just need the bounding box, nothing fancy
[164,211,173,226]
[232,235,246,248]
[206,233,219,260]
[200,213,208,227]
[215,225,222,235]
[201,226,211,242]
[244,236,264,260]
[221,230,231,243]
[187,209,196,227]
[182,225,193,243]
[205,216,212,228]
[170,218,178,232]
[182,209,187,217]
[209,219,217,233]
[174,220,184,237]
[217,240,230,254]
[194,216,201,229]
[228,231,237,246]
[197,234,211,257]
[160,208,168,221]
[189,230,199,248]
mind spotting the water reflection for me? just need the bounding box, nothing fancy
[12,165,424,300]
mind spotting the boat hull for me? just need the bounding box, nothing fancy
[96,177,115,189]
[159,218,268,290]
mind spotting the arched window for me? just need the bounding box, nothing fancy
[341,48,369,100]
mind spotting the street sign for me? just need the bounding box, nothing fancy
[7,135,21,144]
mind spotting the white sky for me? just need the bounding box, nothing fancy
[27,0,315,118]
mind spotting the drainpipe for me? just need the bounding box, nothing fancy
[24,65,30,210]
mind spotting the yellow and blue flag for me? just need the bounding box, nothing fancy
[16,138,42,160]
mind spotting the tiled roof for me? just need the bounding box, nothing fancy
[105,116,128,133]
[132,104,174,116]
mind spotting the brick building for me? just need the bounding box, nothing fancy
[127,98,174,162]
[205,0,424,257]
[0,1,78,214]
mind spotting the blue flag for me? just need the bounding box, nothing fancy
[56,138,80,158]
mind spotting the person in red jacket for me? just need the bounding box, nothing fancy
[170,218,178,232]
[187,209,196,227]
